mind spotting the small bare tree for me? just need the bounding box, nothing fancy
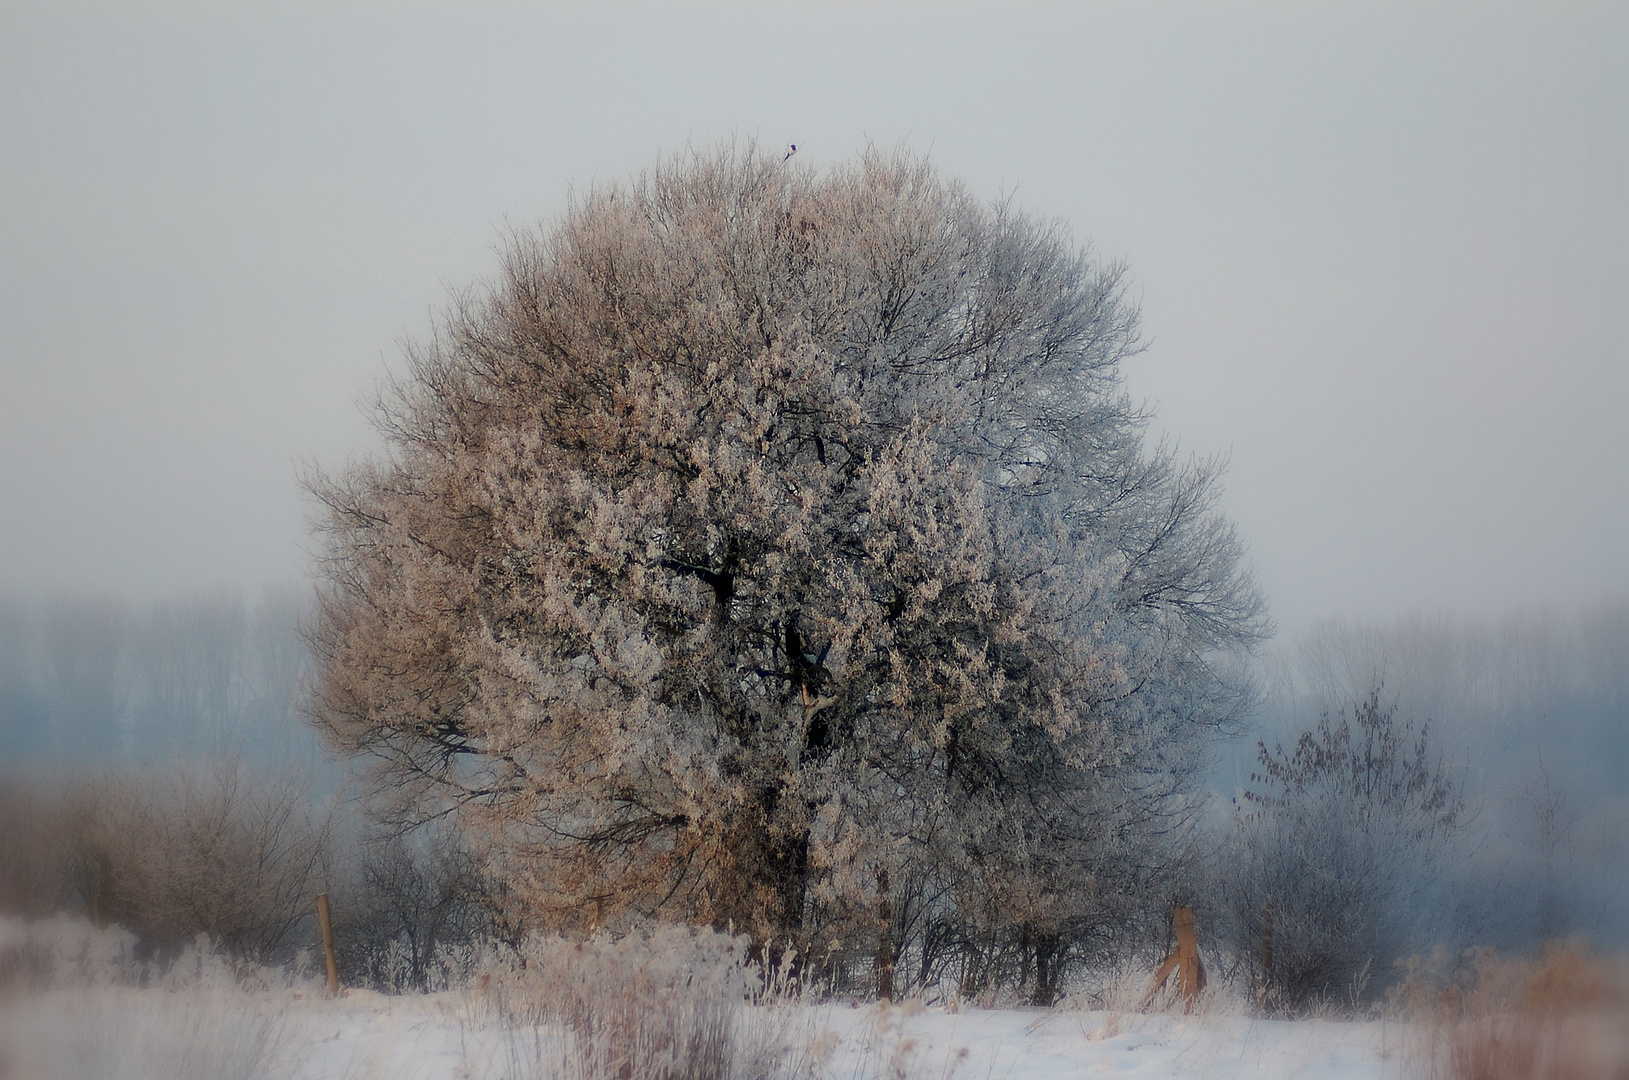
[1220,687,1462,1013]
[0,761,335,964]
[334,824,493,991]
[88,760,334,963]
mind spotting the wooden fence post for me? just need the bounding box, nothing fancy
[316,892,339,996]
[1174,905,1203,1004]
[1138,905,1207,1013]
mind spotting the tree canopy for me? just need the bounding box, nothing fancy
[306,146,1267,997]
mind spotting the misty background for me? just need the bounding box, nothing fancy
[2,2,1626,958]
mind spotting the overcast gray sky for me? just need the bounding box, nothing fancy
[2,1,1624,636]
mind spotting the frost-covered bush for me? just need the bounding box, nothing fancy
[0,915,316,1080]
[0,913,325,994]
[0,913,140,989]
[1212,689,1463,1013]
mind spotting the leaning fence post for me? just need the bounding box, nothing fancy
[316,892,339,996]
[1173,905,1204,1005]
[1138,905,1206,1013]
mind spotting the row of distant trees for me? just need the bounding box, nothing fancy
[6,594,1623,1007]
[1283,604,1629,750]
[8,588,1621,784]
[0,586,319,767]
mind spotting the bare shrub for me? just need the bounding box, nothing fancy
[1397,943,1629,1079]
[0,914,140,989]
[332,823,494,992]
[0,761,334,965]
[1213,687,1463,1014]
[92,761,335,963]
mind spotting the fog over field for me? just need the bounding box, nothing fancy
[2,1,1624,632]
[1,0,1626,1036]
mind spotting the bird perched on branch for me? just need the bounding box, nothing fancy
[782,143,798,163]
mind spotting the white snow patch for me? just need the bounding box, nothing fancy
[5,989,1413,1080]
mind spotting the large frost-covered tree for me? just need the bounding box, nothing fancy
[307,146,1267,992]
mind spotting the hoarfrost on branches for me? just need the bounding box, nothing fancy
[306,145,1267,994]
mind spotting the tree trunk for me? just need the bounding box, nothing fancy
[1258,903,1274,1012]
[875,867,894,1001]
[1032,932,1062,1007]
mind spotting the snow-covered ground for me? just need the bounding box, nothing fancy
[6,917,1625,1080]
[2,986,1414,1080]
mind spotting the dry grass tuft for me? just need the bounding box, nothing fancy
[466,924,816,1080]
[1396,942,1629,1080]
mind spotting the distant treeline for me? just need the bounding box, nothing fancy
[0,586,321,769]
[3,586,1626,994]
[1248,601,1629,796]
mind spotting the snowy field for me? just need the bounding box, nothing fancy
[5,916,1627,1080]
[302,995,1405,1080]
[0,985,1415,1080]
